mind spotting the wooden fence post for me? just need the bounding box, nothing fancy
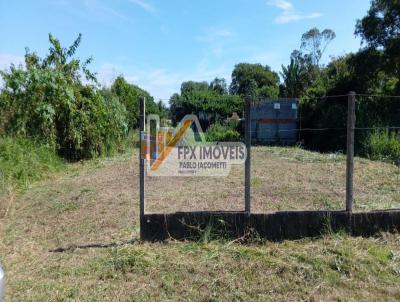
[346,92,356,212]
[244,96,251,214]
[139,96,146,240]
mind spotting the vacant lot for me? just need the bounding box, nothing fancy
[146,147,400,213]
[1,147,400,301]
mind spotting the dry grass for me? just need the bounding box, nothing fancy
[146,146,400,213]
[1,147,400,301]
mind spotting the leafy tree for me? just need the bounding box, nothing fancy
[181,81,209,96]
[209,77,228,95]
[280,51,314,98]
[0,34,128,160]
[110,76,160,129]
[298,50,399,153]
[355,0,400,80]
[169,93,184,125]
[156,100,169,121]
[281,59,301,98]
[229,63,280,98]
[300,28,336,67]
[169,81,243,127]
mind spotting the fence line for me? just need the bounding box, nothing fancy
[141,92,400,226]
[247,92,400,214]
[246,127,400,134]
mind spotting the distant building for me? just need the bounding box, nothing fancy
[251,99,298,145]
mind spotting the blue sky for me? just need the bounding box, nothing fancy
[0,0,371,101]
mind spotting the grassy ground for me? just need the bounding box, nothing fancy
[146,147,400,213]
[1,147,400,301]
[0,137,65,219]
[0,137,65,188]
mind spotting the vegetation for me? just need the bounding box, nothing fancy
[169,81,243,128]
[300,28,336,67]
[205,122,241,142]
[355,0,400,80]
[0,136,64,191]
[0,34,125,160]
[1,147,400,301]
[1,1,399,300]
[0,34,162,161]
[167,0,399,161]
[0,1,398,162]
[107,76,167,129]
[364,130,400,163]
[229,63,280,98]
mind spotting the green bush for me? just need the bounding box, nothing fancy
[0,136,64,190]
[0,34,129,161]
[363,130,400,163]
[109,77,164,129]
[205,123,241,142]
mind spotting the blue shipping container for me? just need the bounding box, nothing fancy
[251,99,298,144]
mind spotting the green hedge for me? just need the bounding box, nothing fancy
[364,130,400,163]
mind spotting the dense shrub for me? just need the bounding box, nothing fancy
[0,34,128,160]
[205,123,241,142]
[0,136,64,190]
[169,84,243,127]
[110,77,166,129]
[363,130,400,163]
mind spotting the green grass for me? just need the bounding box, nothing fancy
[0,131,140,194]
[6,235,400,301]
[0,136,65,192]
[364,130,400,163]
[1,145,400,301]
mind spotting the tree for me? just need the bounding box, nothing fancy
[110,76,159,129]
[229,63,280,98]
[209,77,228,95]
[169,93,184,125]
[300,28,336,67]
[0,34,128,160]
[281,58,301,98]
[298,50,399,153]
[169,80,243,127]
[355,0,400,79]
[280,51,314,98]
[180,81,209,96]
[157,100,169,120]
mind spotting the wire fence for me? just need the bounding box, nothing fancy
[142,93,400,214]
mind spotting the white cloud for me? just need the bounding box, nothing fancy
[83,0,130,21]
[51,0,131,22]
[0,53,229,105]
[97,62,230,104]
[275,12,322,24]
[0,53,25,88]
[97,63,182,100]
[128,0,155,12]
[248,51,282,64]
[196,27,235,43]
[196,27,236,60]
[0,53,24,71]
[246,50,289,75]
[270,0,294,11]
[268,0,322,24]
[0,52,230,105]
